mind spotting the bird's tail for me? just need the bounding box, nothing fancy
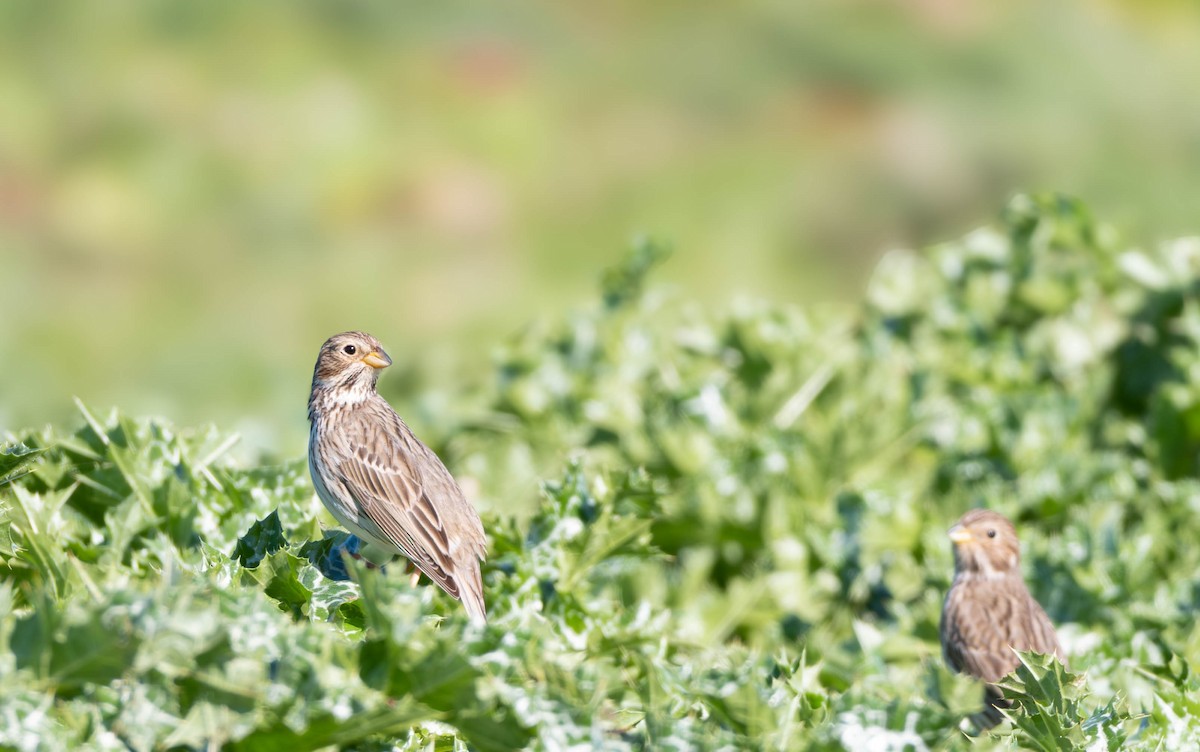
[970,685,1009,730]
[459,565,487,625]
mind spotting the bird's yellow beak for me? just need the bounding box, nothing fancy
[948,525,973,544]
[362,350,392,369]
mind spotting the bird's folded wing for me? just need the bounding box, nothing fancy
[942,593,1020,683]
[332,438,466,599]
[1016,602,1067,669]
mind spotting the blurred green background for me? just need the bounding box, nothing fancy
[3,0,1199,455]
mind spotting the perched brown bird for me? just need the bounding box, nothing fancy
[307,331,488,623]
[940,509,1065,728]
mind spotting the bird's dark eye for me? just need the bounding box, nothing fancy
[987,529,996,538]
[342,344,357,355]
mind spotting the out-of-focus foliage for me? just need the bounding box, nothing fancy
[5,0,1200,441]
[3,195,1200,749]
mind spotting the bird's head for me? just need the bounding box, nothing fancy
[311,331,392,396]
[948,509,1020,578]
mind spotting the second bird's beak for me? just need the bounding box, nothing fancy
[362,350,392,369]
[948,525,973,545]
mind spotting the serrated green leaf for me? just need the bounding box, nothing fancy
[0,442,42,484]
[233,510,287,568]
[243,548,313,618]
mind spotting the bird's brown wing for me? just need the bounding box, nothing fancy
[1013,597,1066,669]
[941,580,1024,683]
[943,576,1066,682]
[402,436,489,618]
[328,404,486,618]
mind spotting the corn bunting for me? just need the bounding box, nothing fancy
[307,331,488,623]
[940,509,1065,728]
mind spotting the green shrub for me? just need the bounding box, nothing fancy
[2,194,1198,749]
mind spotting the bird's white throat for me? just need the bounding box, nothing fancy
[958,563,1015,582]
[324,387,373,406]
[311,376,377,409]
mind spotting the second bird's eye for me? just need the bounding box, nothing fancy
[343,344,357,355]
[987,529,996,538]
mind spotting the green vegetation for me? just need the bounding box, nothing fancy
[3,196,1200,749]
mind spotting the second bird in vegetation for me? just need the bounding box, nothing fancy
[307,331,488,623]
[940,509,1066,728]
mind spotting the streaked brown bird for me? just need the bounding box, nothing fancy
[307,331,488,623]
[940,509,1065,728]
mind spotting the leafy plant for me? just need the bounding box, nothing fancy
[2,194,1199,749]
